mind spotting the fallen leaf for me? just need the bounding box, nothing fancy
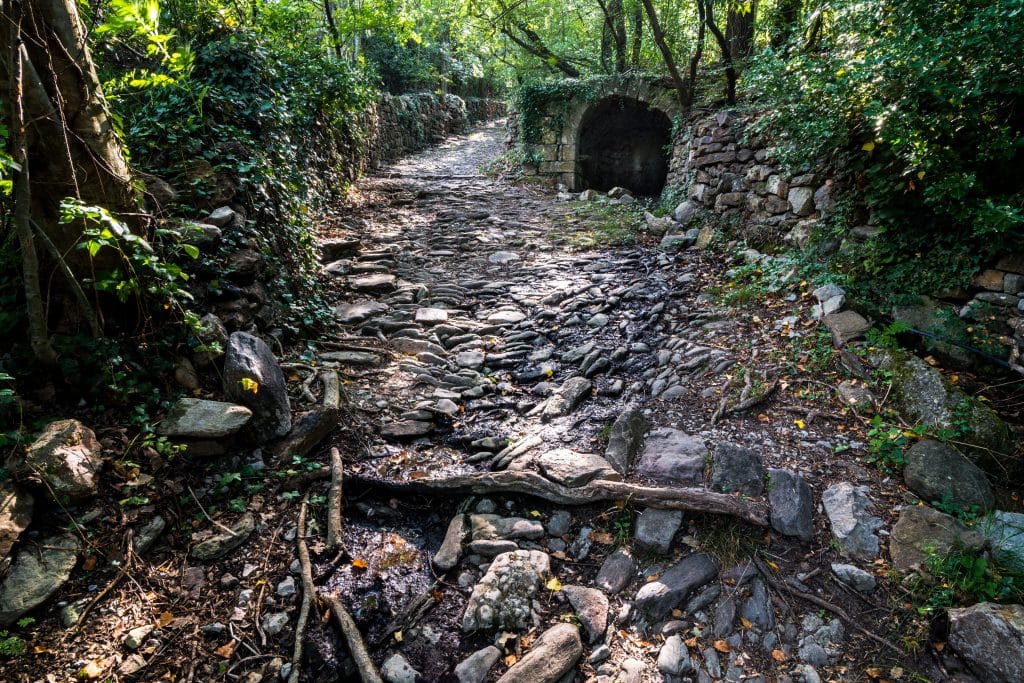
[589,531,613,544]
[77,660,107,679]
[504,654,517,667]
[740,617,754,630]
[551,550,567,560]
[866,667,882,678]
[933,642,945,652]
[713,640,731,653]
[82,556,97,571]
[766,560,779,571]
[546,577,563,591]
[684,637,698,648]
[671,609,683,618]
[890,667,904,679]
[793,419,806,429]
[157,611,174,628]
[215,640,237,659]
[394,631,403,642]
[351,558,369,570]
[529,510,542,518]
[771,649,786,662]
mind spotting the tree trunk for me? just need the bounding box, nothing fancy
[704,0,737,105]
[598,0,626,73]
[770,0,802,52]
[630,0,643,67]
[323,1,343,60]
[726,0,758,61]
[500,23,581,78]
[1,0,140,274]
[640,0,688,109]
[687,1,707,110]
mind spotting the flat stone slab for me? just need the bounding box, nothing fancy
[633,508,683,554]
[537,449,619,487]
[822,482,883,560]
[470,514,545,541]
[334,301,389,325]
[486,310,526,325]
[320,350,384,367]
[949,602,1024,683]
[488,251,519,265]
[634,552,718,623]
[890,505,986,571]
[380,420,433,440]
[562,585,608,643]
[191,513,256,561]
[495,622,581,683]
[904,439,994,512]
[158,398,252,439]
[635,428,707,486]
[604,408,647,474]
[542,377,592,421]
[462,550,549,632]
[415,307,449,325]
[595,548,637,594]
[767,468,814,541]
[349,273,396,292]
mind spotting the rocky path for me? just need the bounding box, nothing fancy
[306,121,1021,683]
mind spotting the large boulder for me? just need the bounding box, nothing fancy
[710,443,765,496]
[0,534,77,625]
[874,350,1013,465]
[0,482,33,562]
[223,332,291,442]
[985,511,1024,572]
[157,398,252,439]
[903,440,994,512]
[23,419,103,502]
[948,602,1024,683]
[889,505,986,571]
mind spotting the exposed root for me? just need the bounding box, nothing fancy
[326,447,344,551]
[323,594,384,683]
[288,497,316,683]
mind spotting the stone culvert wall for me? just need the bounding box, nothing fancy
[668,110,1024,371]
[353,93,506,175]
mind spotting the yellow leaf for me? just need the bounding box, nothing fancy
[77,660,107,679]
[529,510,542,518]
[157,611,174,628]
[740,617,754,630]
[351,558,369,570]
[394,631,403,642]
[240,377,259,394]
[917,171,925,180]
[794,419,806,429]
[546,577,563,591]
[862,141,876,152]
[766,560,779,571]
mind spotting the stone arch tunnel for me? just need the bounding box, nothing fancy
[576,97,672,196]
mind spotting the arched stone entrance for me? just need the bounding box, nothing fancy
[577,97,672,196]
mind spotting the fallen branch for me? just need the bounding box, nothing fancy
[288,497,316,683]
[710,375,733,425]
[326,447,344,551]
[371,580,441,646]
[323,594,384,683]
[348,470,769,527]
[724,378,778,417]
[753,556,905,658]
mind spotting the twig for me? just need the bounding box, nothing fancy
[188,486,238,537]
[724,378,779,416]
[753,556,905,658]
[326,447,344,551]
[288,497,316,683]
[323,594,385,683]
[63,529,134,635]
[710,375,733,425]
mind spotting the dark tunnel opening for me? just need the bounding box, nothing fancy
[577,97,672,197]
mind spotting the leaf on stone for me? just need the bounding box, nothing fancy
[240,377,259,394]
[684,637,698,648]
[771,649,786,662]
[215,640,237,659]
[713,640,731,653]
[529,510,542,518]
[740,617,754,630]
[504,654,517,667]
[393,631,403,642]
[793,419,806,429]
[545,577,562,591]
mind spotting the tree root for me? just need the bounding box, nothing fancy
[326,447,345,551]
[348,470,769,527]
[324,594,384,683]
[753,556,905,658]
[288,497,316,683]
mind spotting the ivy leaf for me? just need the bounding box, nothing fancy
[181,243,200,259]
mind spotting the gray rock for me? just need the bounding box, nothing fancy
[537,449,618,487]
[455,646,501,683]
[276,576,296,597]
[812,284,844,303]
[595,547,637,594]
[635,428,707,486]
[456,351,485,369]
[433,514,467,571]
[713,596,736,637]
[470,515,545,541]
[542,377,592,421]
[904,440,994,512]
[23,419,102,502]
[830,563,876,593]
[124,624,154,650]
[381,420,433,439]
[604,408,648,475]
[741,578,775,631]
[334,301,388,325]
[822,483,882,560]
[321,350,384,366]
[0,534,77,625]
[488,251,519,265]
[381,653,420,683]
[767,469,814,541]
[191,513,256,561]
[192,313,228,367]
[985,511,1024,572]
[619,658,644,683]
[562,342,595,364]
[673,200,701,225]
[158,398,252,439]
[546,511,572,537]
[836,380,874,409]
[562,584,609,642]
[788,187,815,216]
[824,311,871,342]
[415,307,449,325]
[495,623,582,683]
[657,635,694,676]
[487,310,526,325]
[890,505,986,571]
[948,602,1024,683]
[132,515,167,555]
[223,332,292,441]
[634,553,717,623]
[633,508,683,554]
[462,550,549,632]
[469,540,519,557]
[0,482,32,562]
[711,443,765,496]
[349,273,397,292]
